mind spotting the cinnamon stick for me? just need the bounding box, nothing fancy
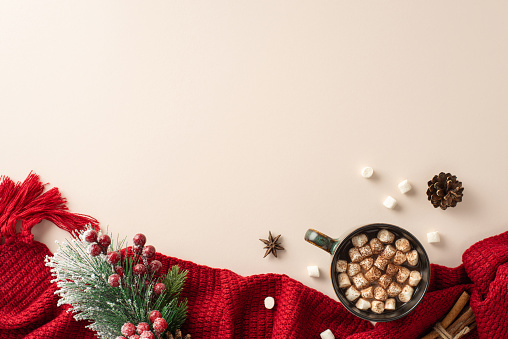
[421,291,470,339]
[448,306,475,336]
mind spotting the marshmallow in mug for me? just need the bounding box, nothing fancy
[408,271,422,287]
[338,273,352,289]
[356,298,372,310]
[395,238,411,252]
[385,298,396,311]
[406,250,419,266]
[398,285,414,303]
[378,229,395,244]
[345,286,361,302]
[352,233,368,247]
[371,300,385,314]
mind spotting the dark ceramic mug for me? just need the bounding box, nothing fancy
[304,223,430,322]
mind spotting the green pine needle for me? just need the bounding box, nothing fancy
[46,225,188,339]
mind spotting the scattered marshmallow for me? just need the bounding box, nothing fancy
[352,233,368,247]
[371,300,385,314]
[396,267,410,284]
[361,167,374,178]
[338,273,352,289]
[307,266,320,278]
[320,329,336,339]
[383,196,397,209]
[264,296,275,309]
[395,238,411,252]
[427,231,441,244]
[378,229,395,244]
[398,179,412,194]
[398,285,414,303]
[385,298,396,310]
[407,250,419,266]
[336,260,348,273]
[345,286,361,302]
[409,271,422,287]
[355,298,372,310]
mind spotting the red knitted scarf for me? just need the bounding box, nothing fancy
[0,173,507,338]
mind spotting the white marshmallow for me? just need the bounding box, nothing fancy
[361,167,374,178]
[385,298,396,310]
[377,229,395,244]
[408,271,422,287]
[307,266,320,278]
[396,267,410,284]
[371,300,385,314]
[338,273,351,289]
[264,296,275,309]
[352,233,368,247]
[395,238,411,252]
[427,231,441,243]
[361,286,374,299]
[398,179,412,194]
[347,263,361,277]
[355,298,372,310]
[349,247,363,263]
[352,273,370,290]
[407,250,419,266]
[360,257,374,271]
[398,285,414,303]
[320,329,336,339]
[345,286,361,302]
[383,196,397,209]
[336,260,348,273]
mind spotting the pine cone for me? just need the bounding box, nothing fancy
[426,172,464,210]
[167,329,191,339]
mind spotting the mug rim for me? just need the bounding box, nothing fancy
[330,223,431,322]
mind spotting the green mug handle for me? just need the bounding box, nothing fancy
[304,229,340,255]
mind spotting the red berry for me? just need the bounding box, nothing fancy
[121,322,136,336]
[142,245,156,259]
[129,336,140,339]
[98,234,111,249]
[108,274,121,287]
[133,245,143,255]
[115,266,125,277]
[107,251,120,265]
[149,260,162,274]
[154,283,166,296]
[153,317,167,334]
[133,233,146,247]
[140,331,155,339]
[83,230,98,243]
[136,322,150,334]
[87,243,102,257]
[133,264,147,275]
[149,310,162,323]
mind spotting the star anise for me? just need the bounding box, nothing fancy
[260,231,284,258]
[167,329,191,339]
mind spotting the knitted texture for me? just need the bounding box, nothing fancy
[1,173,507,338]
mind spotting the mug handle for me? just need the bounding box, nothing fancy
[304,229,340,254]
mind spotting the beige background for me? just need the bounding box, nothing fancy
[1,1,507,299]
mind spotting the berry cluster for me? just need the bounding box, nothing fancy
[118,310,168,339]
[84,231,166,296]
[84,229,111,256]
